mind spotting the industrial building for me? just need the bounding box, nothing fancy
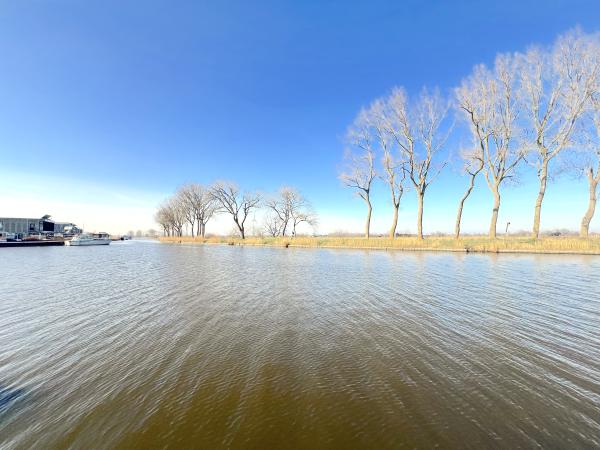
[0,215,82,238]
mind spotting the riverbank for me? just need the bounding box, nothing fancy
[159,235,600,255]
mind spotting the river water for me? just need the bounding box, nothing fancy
[0,241,599,449]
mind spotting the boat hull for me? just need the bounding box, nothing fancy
[67,239,111,246]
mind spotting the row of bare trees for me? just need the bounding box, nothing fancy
[341,29,600,239]
[155,183,218,238]
[156,183,316,239]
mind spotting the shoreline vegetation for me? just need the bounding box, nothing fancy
[159,235,600,255]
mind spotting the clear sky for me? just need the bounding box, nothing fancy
[1,0,600,234]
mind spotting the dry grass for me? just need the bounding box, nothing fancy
[159,235,600,254]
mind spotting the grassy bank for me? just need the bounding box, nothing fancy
[159,235,600,254]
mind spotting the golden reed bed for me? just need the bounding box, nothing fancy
[159,235,600,255]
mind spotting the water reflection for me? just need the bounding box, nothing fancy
[0,385,24,412]
[0,242,599,449]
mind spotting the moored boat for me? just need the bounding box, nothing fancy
[67,232,111,246]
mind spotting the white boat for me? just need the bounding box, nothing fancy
[67,232,111,246]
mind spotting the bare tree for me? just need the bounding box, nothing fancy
[291,201,317,236]
[364,98,407,238]
[579,82,600,237]
[264,212,283,237]
[519,30,599,238]
[386,87,449,239]
[456,55,526,239]
[180,183,217,238]
[155,202,173,236]
[155,196,185,237]
[340,109,376,238]
[382,151,406,238]
[266,187,316,237]
[580,159,600,237]
[169,195,186,237]
[454,146,484,239]
[211,182,260,239]
[177,184,197,237]
[265,187,293,236]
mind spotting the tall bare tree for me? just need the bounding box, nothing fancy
[454,147,484,239]
[364,98,407,238]
[340,109,376,238]
[519,31,599,238]
[211,182,260,239]
[382,150,406,238]
[456,55,526,239]
[386,87,449,239]
[580,156,600,237]
[579,81,600,237]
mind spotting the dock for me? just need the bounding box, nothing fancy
[0,240,65,248]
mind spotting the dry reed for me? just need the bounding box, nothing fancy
[159,235,600,255]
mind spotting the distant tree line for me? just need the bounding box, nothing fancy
[127,229,159,238]
[155,182,317,239]
[341,29,600,239]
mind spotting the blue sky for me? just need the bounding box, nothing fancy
[1,0,600,234]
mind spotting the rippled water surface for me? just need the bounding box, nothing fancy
[1,241,599,449]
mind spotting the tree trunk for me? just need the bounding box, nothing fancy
[489,187,501,239]
[389,204,399,238]
[455,172,477,239]
[532,158,549,239]
[231,215,245,239]
[416,191,424,240]
[365,197,372,239]
[580,166,600,238]
[201,222,206,238]
[196,221,201,237]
